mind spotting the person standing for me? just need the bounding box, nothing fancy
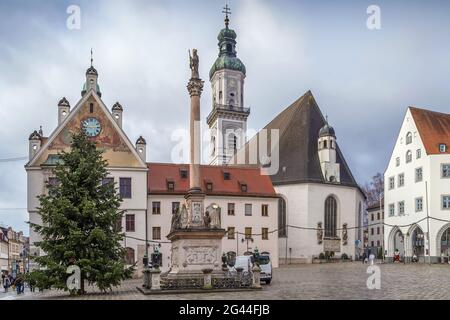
[2,273,10,293]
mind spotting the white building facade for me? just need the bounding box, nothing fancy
[384,107,450,262]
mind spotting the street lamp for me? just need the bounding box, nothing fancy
[241,237,254,253]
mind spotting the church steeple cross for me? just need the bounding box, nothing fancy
[222,4,231,28]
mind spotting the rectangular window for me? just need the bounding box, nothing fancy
[377,212,380,220]
[227,227,235,239]
[245,227,252,239]
[180,169,188,179]
[442,164,450,178]
[119,178,132,199]
[261,204,269,217]
[167,181,175,191]
[377,227,380,235]
[262,228,269,240]
[415,167,423,182]
[389,204,395,216]
[152,202,161,215]
[398,173,405,187]
[228,203,235,216]
[396,157,400,167]
[371,214,374,221]
[389,176,395,190]
[443,196,450,210]
[398,201,405,215]
[125,214,135,232]
[245,204,252,216]
[223,172,231,180]
[371,228,374,235]
[172,202,180,214]
[152,227,161,240]
[377,240,380,247]
[416,149,421,159]
[415,197,423,212]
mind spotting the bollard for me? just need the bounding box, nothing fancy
[202,268,213,289]
[252,265,261,289]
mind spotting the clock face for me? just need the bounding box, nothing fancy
[82,117,101,137]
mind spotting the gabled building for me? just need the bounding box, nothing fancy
[233,91,366,263]
[25,63,149,275]
[0,227,8,273]
[384,107,450,262]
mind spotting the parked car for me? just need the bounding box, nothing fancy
[258,253,272,284]
[231,255,253,276]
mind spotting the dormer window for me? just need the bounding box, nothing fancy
[180,169,188,179]
[223,172,231,180]
[239,181,248,192]
[205,181,213,191]
[440,144,447,153]
[167,180,175,191]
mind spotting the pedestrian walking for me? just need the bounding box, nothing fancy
[2,273,10,293]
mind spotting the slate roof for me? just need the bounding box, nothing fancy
[147,163,277,198]
[410,107,450,155]
[232,90,360,189]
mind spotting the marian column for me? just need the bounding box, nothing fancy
[166,49,225,276]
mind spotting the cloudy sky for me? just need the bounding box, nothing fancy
[1,0,450,234]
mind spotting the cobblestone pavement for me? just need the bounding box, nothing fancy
[7,262,450,300]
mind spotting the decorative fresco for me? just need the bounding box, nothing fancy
[34,96,144,168]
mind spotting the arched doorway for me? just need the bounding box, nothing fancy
[388,227,404,257]
[410,226,425,257]
[437,224,450,258]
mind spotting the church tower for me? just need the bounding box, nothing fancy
[81,50,102,98]
[318,118,340,183]
[207,6,249,165]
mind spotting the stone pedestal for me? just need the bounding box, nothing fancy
[142,267,151,289]
[202,268,213,289]
[167,229,226,275]
[150,269,161,291]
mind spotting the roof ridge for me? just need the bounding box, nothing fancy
[409,106,450,117]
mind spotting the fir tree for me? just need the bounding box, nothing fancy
[28,130,134,294]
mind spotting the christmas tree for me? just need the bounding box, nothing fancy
[28,130,134,294]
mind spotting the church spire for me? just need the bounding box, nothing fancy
[81,49,102,97]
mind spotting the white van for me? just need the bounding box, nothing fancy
[233,255,253,275]
[258,253,272,284]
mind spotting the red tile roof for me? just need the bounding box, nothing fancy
[147,163,277,198]
[410,107,450,155]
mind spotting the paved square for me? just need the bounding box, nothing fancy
[4,262,450,300]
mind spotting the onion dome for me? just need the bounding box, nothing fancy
[86,66,98,76]
[319,121,336,138]
[136,136,146,145]
[112,102,123,111]
[58,97,70,107]
[29,130,41,141]
[209,15,246,80]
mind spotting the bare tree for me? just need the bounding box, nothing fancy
[362,172,384,207]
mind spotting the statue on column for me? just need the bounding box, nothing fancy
[189,49,199,79]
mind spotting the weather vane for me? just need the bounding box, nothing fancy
[222,4,231,27]
[90,48,93,67]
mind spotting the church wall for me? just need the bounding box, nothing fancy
[277,183,362,263]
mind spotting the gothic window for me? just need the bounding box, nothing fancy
[324,196,337,238]
[406,132,412,144]
[278,198,287,237]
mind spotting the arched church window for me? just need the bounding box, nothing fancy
[226,43,232,52]
[324,196,337,238]
[406,132,413,144]
[278,197,287,237]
